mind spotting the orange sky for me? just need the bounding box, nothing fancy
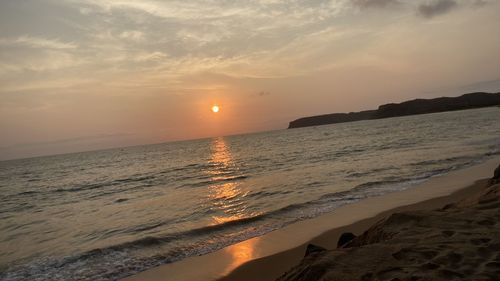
[1,0,500,160]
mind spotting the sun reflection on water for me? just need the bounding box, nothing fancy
[206,137,248,224]
[205,137,262,273]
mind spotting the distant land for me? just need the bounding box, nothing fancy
[288,92,500,129]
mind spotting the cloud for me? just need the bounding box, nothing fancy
[119,30,144,42]
[0,36,78,49]
[0,0,496,96]
[133,51,168,62]
[417,0,458,18]
[0,49,85,75]
[472,0,489,7]
[352,0,401,9]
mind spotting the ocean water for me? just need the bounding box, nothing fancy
[1,107,499,280]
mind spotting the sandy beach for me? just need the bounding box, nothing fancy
[122,156,500,281]
[277,170,500,280]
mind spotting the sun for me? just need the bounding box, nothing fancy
[211,105,220,113]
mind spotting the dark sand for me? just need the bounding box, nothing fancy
[277,179,500,280]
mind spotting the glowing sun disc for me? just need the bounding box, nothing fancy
[211,105,220,113]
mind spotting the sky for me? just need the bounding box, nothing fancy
[1,0,500,160]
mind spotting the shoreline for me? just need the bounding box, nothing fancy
[122,156,500,281]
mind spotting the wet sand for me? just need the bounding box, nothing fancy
[122,156,500,281]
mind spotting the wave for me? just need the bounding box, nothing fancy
[409,155,474,167]
[52,175,157,194]
[0,213,275,281]
[180,175,249,188]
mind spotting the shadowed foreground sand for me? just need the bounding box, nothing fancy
[277,174,500,280]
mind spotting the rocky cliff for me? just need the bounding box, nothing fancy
[288,92,500,129]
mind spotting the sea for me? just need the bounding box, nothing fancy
[1,107,499,281]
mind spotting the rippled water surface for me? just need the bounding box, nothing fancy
[1,107,500,280]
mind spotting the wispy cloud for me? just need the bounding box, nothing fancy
[0,0,490,91]
[133,51,168,62]
[0,36,77,49]
[119,30,144,42]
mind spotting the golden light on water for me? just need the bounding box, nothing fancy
[205,139,259,275]
[211,105,220,113]
[206,137,251,225]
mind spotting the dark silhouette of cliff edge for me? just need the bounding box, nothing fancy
[288,92,500,129]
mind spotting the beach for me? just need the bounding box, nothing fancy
[2,108,499,281]
[3,1,500,280]
[122,156,500,281]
